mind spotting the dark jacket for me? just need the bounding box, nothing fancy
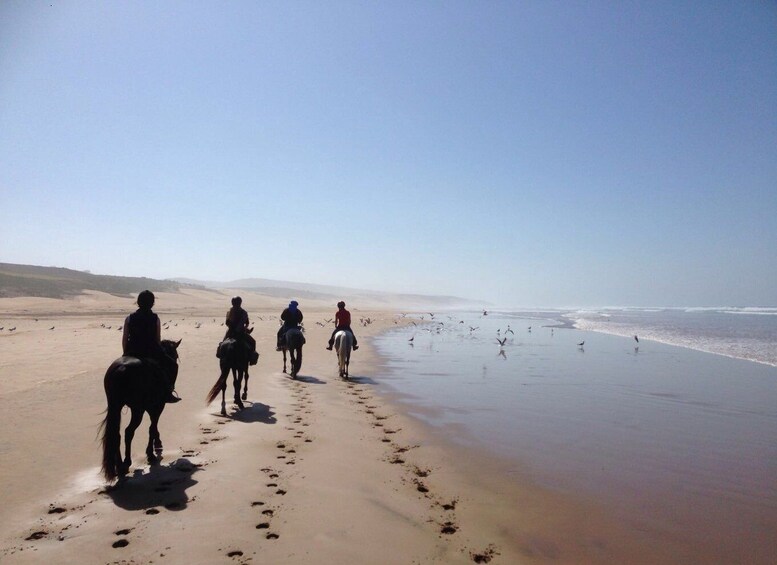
[280,307,303,327]
[125,309,162,358]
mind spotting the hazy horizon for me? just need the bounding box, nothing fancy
[2,2,775,307]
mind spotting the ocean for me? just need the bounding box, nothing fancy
[569,306,777,367]
[373,308,777,563]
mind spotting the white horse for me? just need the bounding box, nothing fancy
[334,330,353,378]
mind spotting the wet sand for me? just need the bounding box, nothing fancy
[374,314,777,564]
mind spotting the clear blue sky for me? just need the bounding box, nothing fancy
[1,1,775,307]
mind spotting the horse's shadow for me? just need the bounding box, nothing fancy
[291,375,327,385]
[344,375,378,385]
[227,401,277,424]
[104,458,200,512]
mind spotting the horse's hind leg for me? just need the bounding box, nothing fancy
[242,370,249,400]
[282,349,288,374]
[233,369,244,410]
[147,409,163,463]
[122,408,144,475]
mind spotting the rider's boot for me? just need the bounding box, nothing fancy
[326,340,333,351]
[250,349,259,365]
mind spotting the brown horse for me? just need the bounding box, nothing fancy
[206,336,254,416]
[100,339,181,482]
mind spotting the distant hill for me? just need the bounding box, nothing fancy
[175,277,483,309]
[0,263,204,299]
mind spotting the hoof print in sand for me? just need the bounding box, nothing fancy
[112,539,129,548]
[470,545,500,563]
[255,522,270,529]
[440,522,458,535]
[25,531,47,541]
[251,501,265,507]
[47,506,66,515]
[266,533,279,540]
[145,508,160,515]
[227,550,243,557]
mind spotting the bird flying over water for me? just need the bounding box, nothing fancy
[497,337,507,347]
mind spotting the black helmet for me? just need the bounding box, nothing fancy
[231,296,242,307]
[337,301,345,308]
[137,290,155,310]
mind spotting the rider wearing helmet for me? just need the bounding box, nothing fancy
[276,300,303,351]
[223,296,258,365]
[122,290,181,403]
[326,300,358,351]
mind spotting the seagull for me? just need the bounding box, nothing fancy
[316,321,325,327]
[527,326,532,332]
[634,335,639,343]
[408,336,414,342]
[469,326,479,332]
[505,325,514,335]
[577,341,585,348]
[497,337,507,347]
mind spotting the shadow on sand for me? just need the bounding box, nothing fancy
[344,375,378,385]
[230,401,277,424]
[103,458,200,512]
[291,375,327,385]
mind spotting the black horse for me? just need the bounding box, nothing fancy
[281,327,305,377]
[100,339,181,482]
[207,335,254,416]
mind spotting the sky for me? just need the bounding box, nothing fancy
[1,1,775,308]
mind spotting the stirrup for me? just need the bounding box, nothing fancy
[166,391,182,403]
[353,345,359,350]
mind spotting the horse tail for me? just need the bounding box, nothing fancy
[206,367,229,405]
[100,363,124,482]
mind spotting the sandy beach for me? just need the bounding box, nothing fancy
[0,289,684,565]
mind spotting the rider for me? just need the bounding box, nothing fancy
[122,290,181,403]
[222,296,259,365]
[326,300,358,351]
[276,300,303,351]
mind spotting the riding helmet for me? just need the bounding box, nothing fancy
[137,290,155,310]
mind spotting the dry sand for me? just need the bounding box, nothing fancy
[0,290,663,564]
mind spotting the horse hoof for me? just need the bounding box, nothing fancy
[241,392,247,401]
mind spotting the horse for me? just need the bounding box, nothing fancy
[281,327,305,377]
[100,339,181,483]
[206,335,254,416]
[334,329,353,378]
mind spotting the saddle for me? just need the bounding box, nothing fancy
[216,338,259,365]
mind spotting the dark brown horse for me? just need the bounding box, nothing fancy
[281,327,305,377]
[100,339,181,482]
[206,335,254,416]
